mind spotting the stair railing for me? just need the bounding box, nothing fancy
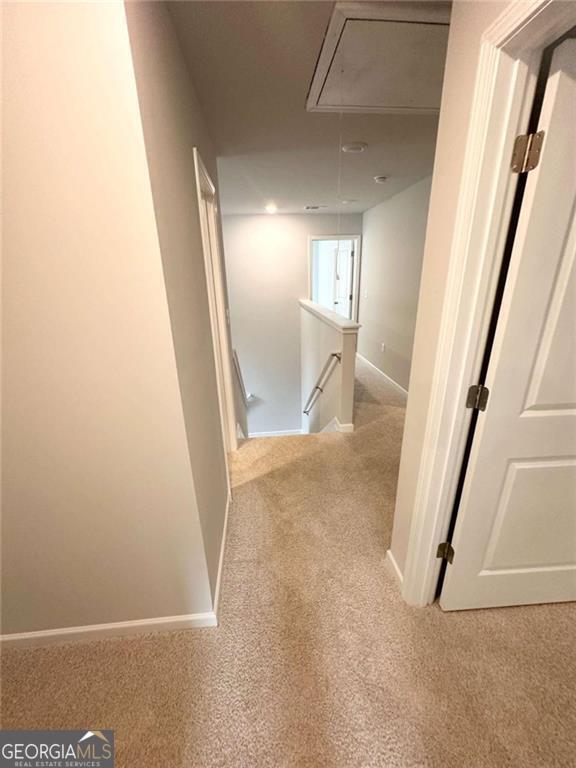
[233,349,253,405]
[303,352,341,415]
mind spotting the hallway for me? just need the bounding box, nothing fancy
[2,359,575,767]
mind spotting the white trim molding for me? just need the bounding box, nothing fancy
[356,353,408,396]
[193,148,238,457]
[299,299,361,334]
[385,549,404,588]
[321,417,354,433]
[401,0,576,607]
[0,612,217,649]
[3,493,234,648]
[248,429,302,438]
[212,491,231,617]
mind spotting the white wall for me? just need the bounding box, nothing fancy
[390,0,509,575]
[2,1,215,634]
[222,214,361,434]
[125,2,228,601]
[358,177,432,390]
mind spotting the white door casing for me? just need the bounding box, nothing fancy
[440,40,576,610]
[334,239,354,319]
[193,149,240,458]
[400,0,576,608]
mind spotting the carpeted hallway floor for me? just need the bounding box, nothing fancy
[2,356,575,767]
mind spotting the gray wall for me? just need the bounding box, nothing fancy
[2,1,214,633]
[222,214,362,434]
[126,2,229,600]
[358,177,432,390]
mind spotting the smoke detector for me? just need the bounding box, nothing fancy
[374,175,388,184]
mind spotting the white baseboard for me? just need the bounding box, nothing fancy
[2,495,235,649]
[385,549,404,587]
[356,353,408,396]
[0,611,217,648]
[248,429,302,438]
[321,417,354,433]
[212,492,231,618]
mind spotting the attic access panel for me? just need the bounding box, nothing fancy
[307,2,450,114]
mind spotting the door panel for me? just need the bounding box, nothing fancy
[483,460,576,571]
[440,39,576,610]
[524,243,575,410]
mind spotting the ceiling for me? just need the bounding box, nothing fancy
[169,2,447,215]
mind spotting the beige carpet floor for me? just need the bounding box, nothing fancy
[2,357,575,767]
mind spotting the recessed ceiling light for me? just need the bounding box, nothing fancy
[341,199,357,205]
[265,202,278,214]
[342,141,368,153]
[374,175,388,184]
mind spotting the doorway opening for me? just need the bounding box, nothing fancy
[399,3,576,611]
[309,235,361,321]
[437,31,576,610]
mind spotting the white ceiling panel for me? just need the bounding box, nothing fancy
[318,19,449,113]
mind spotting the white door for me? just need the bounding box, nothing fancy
[440,40,576,610]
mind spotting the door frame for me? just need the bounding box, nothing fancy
[308,234,362,321]
[401,0,576,607]
[193,148,238,457]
